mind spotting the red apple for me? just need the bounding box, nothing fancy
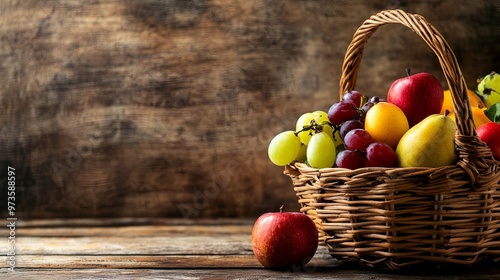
[476,122,500,160]
[387,69,444,127]
[251,205,318,269]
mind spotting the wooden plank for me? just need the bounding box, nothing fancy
[1,221,499,278]
[12,218,255,228]
[3,233,498,271]
[0,222,255,255]
[0,255,262,269]
[0,250,338,269]
[12,224,254,237]
[0,235,253,255]
[0,220,340,272]
[2,266,500,280]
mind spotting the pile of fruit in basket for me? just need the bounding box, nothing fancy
[268,70,500,169]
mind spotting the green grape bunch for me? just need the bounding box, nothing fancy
[267,111,341,168]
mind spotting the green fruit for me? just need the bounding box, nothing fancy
[268,131,301,166]
[332,129,344,150]
[396,114,457,168]
[307,131,336,169]
[295,112,315,145]
[476,71,500,107]
[295,143,307,163]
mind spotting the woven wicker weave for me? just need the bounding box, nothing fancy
[284,9,500,270]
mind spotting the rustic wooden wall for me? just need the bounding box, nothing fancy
[1,0,499,219]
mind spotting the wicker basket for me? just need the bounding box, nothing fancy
[284,9,500,270]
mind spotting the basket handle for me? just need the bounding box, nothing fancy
[339,10,498,187]
[339,9,474,137]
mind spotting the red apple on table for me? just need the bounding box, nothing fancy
[387,69,444,127]
[251,205,318,270]
[476,122,500,160]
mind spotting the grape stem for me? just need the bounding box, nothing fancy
[294,119,322,136]
[354,149,366,155]
[359,95,368,108]
[356,107,366,120]
[295,119,341,141]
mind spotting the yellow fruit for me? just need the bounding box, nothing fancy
[448,106,492,128]
[440,89,484,114]
[396,114,457,168]
[364,102,409,149]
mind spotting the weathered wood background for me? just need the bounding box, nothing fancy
[1,0,499,219]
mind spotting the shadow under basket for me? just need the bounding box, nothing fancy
[284,9,500,270]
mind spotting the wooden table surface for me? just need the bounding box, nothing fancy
[1,218,499,279]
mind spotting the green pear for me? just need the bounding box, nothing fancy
[396,114,457,168]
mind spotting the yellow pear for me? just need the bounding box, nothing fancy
[396,114,457,168]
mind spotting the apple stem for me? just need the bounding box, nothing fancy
[444,109,450,117]
[406,68,411,77]
[279,205,284,213]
